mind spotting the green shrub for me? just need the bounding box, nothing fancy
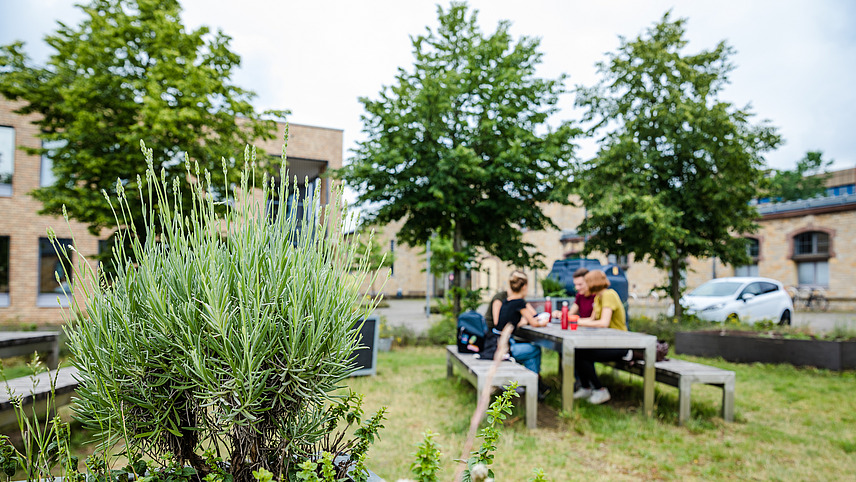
[628,314,721,345]
[541,277,567,297]
[426,316,457,346]
[60,142,381,482]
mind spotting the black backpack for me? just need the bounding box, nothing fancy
[457,310,487,354]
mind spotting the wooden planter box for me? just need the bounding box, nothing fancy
[675,330,856,371]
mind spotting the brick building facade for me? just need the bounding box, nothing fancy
[0,96,341,325]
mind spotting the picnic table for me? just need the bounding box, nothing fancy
[516,324,657,416]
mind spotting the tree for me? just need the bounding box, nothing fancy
[0,0,283,237]
[574,13,781,318]
[337,2,579,315]
[766,151,832,202]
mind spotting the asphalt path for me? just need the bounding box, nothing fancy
[375,298,856,335]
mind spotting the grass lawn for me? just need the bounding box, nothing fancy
[347,346,856,481]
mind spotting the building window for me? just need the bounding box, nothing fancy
[735,238,760,277]
[826,184,855,197]
[0,126,14,197]
[606,253,630,271]
[792,231,831,287]
[0,236,9,307]
[37,237,73,307]
[797,261,828,286]
[40,139,66,187]
[794,231,829,258]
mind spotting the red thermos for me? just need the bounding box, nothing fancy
[544,297,552,316]
[561,301,569,330]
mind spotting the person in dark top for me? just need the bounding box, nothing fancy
[483,290,507,331]
[570,267,595,318]
[480,271,551,399]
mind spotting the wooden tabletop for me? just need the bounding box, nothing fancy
[517,324,656,349]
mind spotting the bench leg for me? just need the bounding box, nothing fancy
[561,342,574,414]
[722,378,735,422]
[678,378,692,425]
[47,340,60,371]
[525,383,537,430]
[447,352,454,378]
[643,344,656,417]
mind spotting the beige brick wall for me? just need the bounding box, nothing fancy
[0,98,103,325]
[0,97,341,325]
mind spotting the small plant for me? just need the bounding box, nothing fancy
[53,139,381,481]
[529,468,549,482]
[461,385,517,481]
[410,431,442,482]
[399,385,549,482]
[0,354,80,482]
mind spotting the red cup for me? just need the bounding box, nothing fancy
[569,314,579,330]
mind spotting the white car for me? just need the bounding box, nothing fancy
[668,277,794,325]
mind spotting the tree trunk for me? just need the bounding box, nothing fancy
[453,225,463,318]
[669,257,683,320]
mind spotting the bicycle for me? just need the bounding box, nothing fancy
[789,286,830,312]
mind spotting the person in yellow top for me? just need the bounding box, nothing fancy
[574,269,630,404]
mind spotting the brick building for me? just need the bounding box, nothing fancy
[0,96,342,325]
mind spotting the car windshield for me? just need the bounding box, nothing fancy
[689,281,743,297]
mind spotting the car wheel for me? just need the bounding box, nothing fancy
[779,309,791,326]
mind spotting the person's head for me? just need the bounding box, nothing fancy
[584,270,610,295]
[573,267,589,295]
[508,270,528,295]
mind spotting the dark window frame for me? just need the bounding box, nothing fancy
[37,237,73,307]
[0,125,15,197]
[789,228,835,261]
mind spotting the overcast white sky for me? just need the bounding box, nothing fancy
[2,0,855,172]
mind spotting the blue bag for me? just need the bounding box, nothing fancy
[457,310,487,354]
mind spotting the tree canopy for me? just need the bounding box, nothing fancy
[574,13,781,317]
[765,151,832,202]
[337,2,579,314]
[0,0,283,236]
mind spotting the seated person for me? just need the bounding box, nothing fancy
[573,269,628,405]
[483,288,507,331]
[481,271,551,399]
[569,267,595,318]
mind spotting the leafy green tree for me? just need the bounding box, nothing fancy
[0,0,283,237]
[337,2,579,315]
[765,150,832,202]
[574,13,781,318]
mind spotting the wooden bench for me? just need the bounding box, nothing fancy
[0,366,80,427]
[612,358,735,425]
[446,345,538,429]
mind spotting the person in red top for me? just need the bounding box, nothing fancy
[569,267,595,318]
